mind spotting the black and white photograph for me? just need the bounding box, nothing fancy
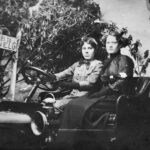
[0,0,150,149]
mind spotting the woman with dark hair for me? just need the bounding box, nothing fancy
[56,30,134,143]
[21,37,103,106]
[52,36,103,108]
[89,30,134,98]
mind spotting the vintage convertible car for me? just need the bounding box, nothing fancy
[0,66,150,150]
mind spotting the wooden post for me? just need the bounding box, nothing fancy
[9,29,22,101]
[146,0,150,11]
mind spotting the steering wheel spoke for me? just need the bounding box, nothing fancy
[22,66,55,91]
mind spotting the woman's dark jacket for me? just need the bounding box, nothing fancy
[99,54,134,94]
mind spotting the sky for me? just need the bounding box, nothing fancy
[94,0,150,75]
[95,0,150,52]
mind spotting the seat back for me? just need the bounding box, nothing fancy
[134,77,150,96]
[116,77,150,127]
[123,77,150,97]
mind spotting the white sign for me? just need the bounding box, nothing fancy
[0,34,20,52]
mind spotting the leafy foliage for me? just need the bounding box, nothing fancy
[0,0,104,73]
[0,0,149,77]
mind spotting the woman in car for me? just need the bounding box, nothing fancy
[21,37,103,107]
[53,36,103,108]
[58,30,134,131]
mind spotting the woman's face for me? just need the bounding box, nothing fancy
[82,42,95,60]
[106,35,119,54]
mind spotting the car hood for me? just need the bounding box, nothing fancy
[0,111,31,124]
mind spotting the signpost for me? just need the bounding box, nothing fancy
[0,30,22,101]
[0,34,19,52]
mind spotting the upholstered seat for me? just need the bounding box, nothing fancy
[83,77,150,129]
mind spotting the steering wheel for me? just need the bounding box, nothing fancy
[22,66,55,91]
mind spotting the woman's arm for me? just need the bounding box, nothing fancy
[79,61,103,90]
[55,62,78,80]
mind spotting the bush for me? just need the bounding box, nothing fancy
[0,0,148,76]
[0,0,105,73]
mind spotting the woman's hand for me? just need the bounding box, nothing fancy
[47,73,56,81]
[89,86,112,98]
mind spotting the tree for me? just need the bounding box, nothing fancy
[0,0,104,73]
[0,0,149,76]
